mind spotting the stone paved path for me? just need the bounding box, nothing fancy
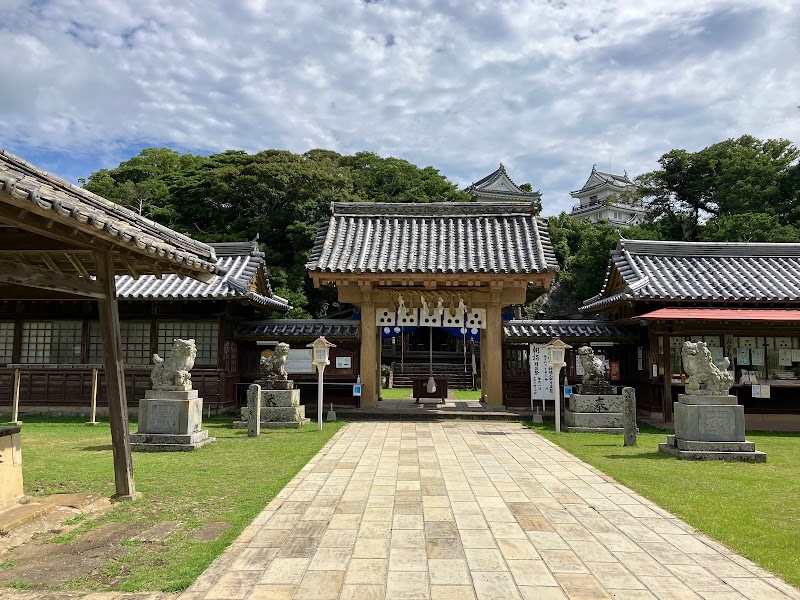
[175,421,799,600]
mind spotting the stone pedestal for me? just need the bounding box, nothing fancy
[131,390,216,451]
[564,393,624,433]
[233,388,309,430]
[0,426,23,505]
[659,394,766,462]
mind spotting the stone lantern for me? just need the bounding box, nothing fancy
[545,338,572,433]
[308,336,336,431]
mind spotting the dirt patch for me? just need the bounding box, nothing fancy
[189,521,229,542]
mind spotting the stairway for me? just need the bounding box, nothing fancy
[390,361,476,390]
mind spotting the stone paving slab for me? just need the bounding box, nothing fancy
[178,422,799,600]
[3,422,798,600]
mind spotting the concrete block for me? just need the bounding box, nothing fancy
[263,405,306,422]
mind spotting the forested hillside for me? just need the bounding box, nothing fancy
[84,136,800,318]
[82,149,468,317]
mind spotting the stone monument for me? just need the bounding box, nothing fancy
[130,338,216,451]
[564,346,625,433]
[659,341,765,462]
[233,343,309,430]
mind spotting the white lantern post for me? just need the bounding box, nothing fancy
[308,336,336,432]
[545,338,572,433]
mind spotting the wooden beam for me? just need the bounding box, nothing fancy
[0,257,105,298]
[118,253,140,279]
[39,252,62,273]
[95,250,136,500]
[66,253,92,279]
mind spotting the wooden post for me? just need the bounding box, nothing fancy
[623,387,637,447]
[359,285,377,407]
[10,367,21,425]
[483,294,503,407]
[86,368,99,426]
[95,251,136,500]
[663,338,673,423]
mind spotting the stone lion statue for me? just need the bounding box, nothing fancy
[260,342,290,382]
[151,338,196,391]
[578,346,608,385]
[682,340,734,395]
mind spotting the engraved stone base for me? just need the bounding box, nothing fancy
[673,401,745,442]
[130,429,216,452]
[137,393,204,436]
[565,426,625,434]
[661,393,765,461]
[255,379,295,390]
[659,436,766,462]
[564,409,623,429]
[234,388,306,430]
[568,394,625,413]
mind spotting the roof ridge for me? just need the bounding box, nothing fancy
[330,201,539,217]
[621,238,800,257]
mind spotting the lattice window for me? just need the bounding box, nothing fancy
[88,321,152,366]
[157,321,218,366]
[21,321,82,364]
[0,322,14,364]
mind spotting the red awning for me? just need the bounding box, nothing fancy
[635,308,800,322]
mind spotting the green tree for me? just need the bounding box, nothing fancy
[637,136,800,240]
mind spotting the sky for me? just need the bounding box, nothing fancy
[2,0,799,216]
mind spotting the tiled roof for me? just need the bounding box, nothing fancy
[572,167,634,195]
[504,320,637,341]
[581,239,800,313]
[0,149,218,277]
[116,241,290,311]
[235,319,360,341]
[465,164,541,198]
[307,202,558,276]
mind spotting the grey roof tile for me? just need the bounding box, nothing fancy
[504,319,637,341]
[581,239,800,313]
[116,241,290,311]
[0,149,218,276]
[235,319,360,341]
[307,202,558,276]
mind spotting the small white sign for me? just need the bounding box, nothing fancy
[336,356,352,369]
[353,384,362,397]
[564,386,573,398]
[285,349,314,374]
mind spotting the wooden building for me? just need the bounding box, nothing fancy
[306,201,559,407]
[1,240,289,416]
[581,239,800,419]
[0,149,223,498]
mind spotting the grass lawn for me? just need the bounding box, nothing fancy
[527,421,800,589]
[8,416,345,592]
[381,387,482,400]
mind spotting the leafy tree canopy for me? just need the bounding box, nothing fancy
[83,148,468,317]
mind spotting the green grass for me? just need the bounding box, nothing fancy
[14,415,346,592]
[381,387,412,399]
[381,387,481,400]
[452,389,481,400]
[526,421,800,588]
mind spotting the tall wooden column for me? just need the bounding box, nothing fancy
[360,284,378,406]
[95,251,136,499]
[483,291,504,407]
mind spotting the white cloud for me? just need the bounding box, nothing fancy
[1,0,798,215]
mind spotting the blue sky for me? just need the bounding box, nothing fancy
[2,0,799,216]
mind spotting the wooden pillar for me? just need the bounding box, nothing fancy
[10,367,21,425]
[662,338,673,423]
[376,323,382,400]
[95,251,136,500]
[360,284,377,407]
[483,291,504,407]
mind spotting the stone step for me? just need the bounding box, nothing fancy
[659,443,767,463]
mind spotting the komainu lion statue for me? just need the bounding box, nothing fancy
[682,340,734,395]
[260,342,290,382]
[578,345,608,385]
[151,338,197,391]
